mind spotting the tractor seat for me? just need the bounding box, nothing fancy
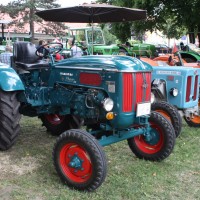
[13,42,49,70]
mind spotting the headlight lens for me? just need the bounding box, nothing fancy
[170,88,178,96]
[151,92,155,103]
[102,98,114,111]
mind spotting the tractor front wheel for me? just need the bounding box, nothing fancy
[184,100,200,127]
[128,111,175,161]
[151,101,182,137]
[40,114,83,136]
[184,115,200,127]
[0,90,21,150]
[53,129,107,191]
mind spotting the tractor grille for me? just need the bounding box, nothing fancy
[193,75,199,100]
[122,72,151,112]
[186,75,199,102]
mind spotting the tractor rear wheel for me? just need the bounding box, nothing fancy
[0,90,21,150]
[53,129,107,191]
[151,101,182,137]
[40,114,83,136]
[128,111,175,161]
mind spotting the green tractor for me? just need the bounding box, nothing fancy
[180,43,200,63]
[67,27,158,58]
[118,41,158,58]
[67,27,119,55]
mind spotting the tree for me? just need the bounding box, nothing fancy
[0,0,66,43]
[97,0,137,43]
[101,25,117,45]
[162,0,200,46]
[97,0,200,45]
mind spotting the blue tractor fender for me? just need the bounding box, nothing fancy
[0,63,25,91]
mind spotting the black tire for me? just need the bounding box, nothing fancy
[184,114,200,126]
[183,100,200,127]
[128,111,176,161]
[184,117,200,127]
[184,116,200,127]
[0,90,21,150]
[40,114,83,136]
[151,101,182,137]
[53,129,107,191]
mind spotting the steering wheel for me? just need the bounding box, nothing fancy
[35,42,63,58]
[35,44,50,58]
[48,42,63,54]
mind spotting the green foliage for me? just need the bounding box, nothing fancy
[101,25,117,45]
[110,22,132,43]
[0,0,66,42]
[97,0,200,44]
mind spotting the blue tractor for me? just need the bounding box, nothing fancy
[0,41,176,191]
[140,58,200,132]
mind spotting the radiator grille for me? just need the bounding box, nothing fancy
[193,75,199,101]
[123,72,151,112]
[186,76,192,102]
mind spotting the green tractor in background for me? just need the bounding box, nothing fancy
[118,40,158,58]
[180,43,200,63]
[67,27,157,58]
[67,27,119,55]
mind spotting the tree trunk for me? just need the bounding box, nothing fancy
[29,7,34,43]
[197,32,200,48]
[188,33,195,44]
[188,27,195,44]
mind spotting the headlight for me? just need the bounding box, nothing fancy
[170,88,178,96]
[102,98,114,111]
[151,92,155,103]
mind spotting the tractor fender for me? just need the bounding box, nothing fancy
[151,79,167,101]
[0,64,25,91]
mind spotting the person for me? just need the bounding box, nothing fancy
[180,42,184,51]
[67,36,83,57]
[36,40,49,58]
[0,45,13,66]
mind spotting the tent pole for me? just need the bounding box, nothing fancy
[91,21,94,55]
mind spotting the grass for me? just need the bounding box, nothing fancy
[0,116,199,200]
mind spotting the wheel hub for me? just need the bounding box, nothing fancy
[68,153,84,170]
[144,129,160,145]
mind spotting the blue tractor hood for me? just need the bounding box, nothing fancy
[53,55,153,72]
[0,63,25,91]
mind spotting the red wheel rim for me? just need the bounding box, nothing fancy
[189,100,200,124]
[134,122,164,154]
[45,114,65,125]
[59,143,92,183]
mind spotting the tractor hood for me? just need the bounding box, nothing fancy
[53,55,152,72]
[0,63,25,91]
[93,45,119,55]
